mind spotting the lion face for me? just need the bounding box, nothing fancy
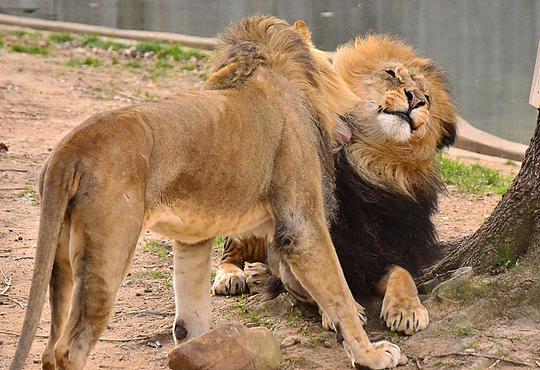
[335,35,457,149]
[334,35,458,196]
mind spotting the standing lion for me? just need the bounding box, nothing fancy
[213,35,458,336]
[10,17,402,370]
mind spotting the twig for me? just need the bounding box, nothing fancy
[535,360,540,368]
[0,295,24,309]
[0,328,155,343]
[488,358,501,368]
[1,274,12,294]
[430,352,531,367]
[0,168,28,172]
[0,187,27,191]
[126,310,174,317]
[14,256,34,261]
[415,359,422,369]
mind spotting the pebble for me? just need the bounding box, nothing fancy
[280,335,300,348]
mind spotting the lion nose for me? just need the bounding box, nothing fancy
[405,89,426,110]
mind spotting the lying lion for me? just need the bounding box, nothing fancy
[10,16,402,370]
[213,35,458,336]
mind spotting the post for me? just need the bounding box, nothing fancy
[530,39,540,109]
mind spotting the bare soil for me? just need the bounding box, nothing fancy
[1,27,539,369]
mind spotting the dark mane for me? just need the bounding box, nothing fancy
[331,151,441,297]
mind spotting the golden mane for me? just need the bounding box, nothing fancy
[335,35,458,198]
[205,15,358,147]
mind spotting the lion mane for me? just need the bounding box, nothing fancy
[332,35,458,296]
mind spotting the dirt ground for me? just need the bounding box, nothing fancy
[1,27,539,369]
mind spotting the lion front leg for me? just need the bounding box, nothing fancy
[378,266,429,335]
[274,217,403,369]
[172,239,213,343]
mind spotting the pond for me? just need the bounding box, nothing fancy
[3,0,540,144]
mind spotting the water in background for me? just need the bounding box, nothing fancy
[3,0,540,143]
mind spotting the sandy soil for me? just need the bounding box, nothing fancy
[0,27,538,370]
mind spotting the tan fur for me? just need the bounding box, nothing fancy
[378,266,429,335]
[335,35,457,198]
[10,17,401,370]
[213,34,457,338]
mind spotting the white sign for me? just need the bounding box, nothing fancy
[530,39,540,108]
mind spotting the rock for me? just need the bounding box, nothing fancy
[168,324,281,370]
[280,335,299,348]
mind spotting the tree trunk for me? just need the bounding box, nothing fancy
[422,110,540,280]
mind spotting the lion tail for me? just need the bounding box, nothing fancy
[10,158,77,370]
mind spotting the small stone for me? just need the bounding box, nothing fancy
[280,335,299,349]
[324,341,331,348]
[169,325,281,370]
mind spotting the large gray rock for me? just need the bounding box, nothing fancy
[168,325,282,370]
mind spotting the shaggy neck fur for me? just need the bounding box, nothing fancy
[205,15,358,148]
[344,126,444,199]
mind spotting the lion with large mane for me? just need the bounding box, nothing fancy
[10,17,403,370]
[213,34,458,336]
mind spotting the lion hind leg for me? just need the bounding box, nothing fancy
[42,218,72,370]
[172,239,212,344]
[53,201,142,370]
[379,266,429,335]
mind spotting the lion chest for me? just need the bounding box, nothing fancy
[143,203,273,244]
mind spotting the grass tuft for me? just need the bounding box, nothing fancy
[81,35,128,51]
[142,239,170,261]
[16,185,39,204]
[66,57,102,68]
[126,60,141,68]
[493,243,520,270]
[136,40,208,61]
[48,32,73,44]
[11,43,48,55]
[233,297,276,329]
[132,269,172,287]
[437,155,513,195]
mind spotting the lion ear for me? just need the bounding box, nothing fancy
[293,20,312,42]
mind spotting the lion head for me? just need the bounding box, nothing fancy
[334,35,458,197]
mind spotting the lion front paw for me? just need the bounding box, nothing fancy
[345,340,404,369]
[321,302,367,332]
[211,263,247,295]
[380,293,429,335]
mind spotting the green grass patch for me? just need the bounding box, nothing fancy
[81,34,128,51]
[493,243,520,270]
[0,37,4,48]
[180,64,197,72]
[149,58,173,78]
[285,310,302,326]
[437,155,513,195]
[16,185,39,204]
[66,57,102,67]
[11,43,48,55]
[233,297,276,329]
[111,58,119,65]
[142,239,170,261]
[214,236,225,248]
[136,40,208,61]
[451,326,476,337]
[48,32,73,44]
[126,60,141,68]
[132,268,172,287]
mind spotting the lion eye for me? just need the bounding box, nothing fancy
[384,69,396,78]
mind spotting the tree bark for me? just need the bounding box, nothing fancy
[422,110,540,280]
